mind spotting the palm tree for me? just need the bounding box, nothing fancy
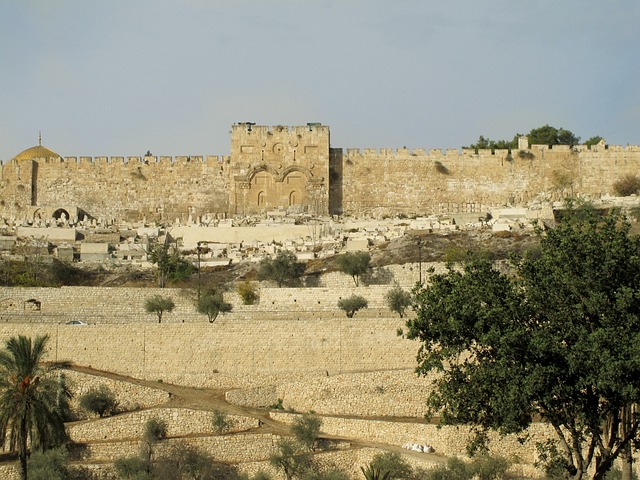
[0,335,69,480]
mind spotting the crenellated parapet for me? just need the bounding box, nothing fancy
[3,125,640,223]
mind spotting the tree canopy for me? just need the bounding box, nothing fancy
[336,251,371,286]
[148,239,195,288]
[196,290,232,323]
[144,295,176,323]
[256,250,305,287]
[406,206,640,480]
[466,124,588,150]
[0,335,69,480]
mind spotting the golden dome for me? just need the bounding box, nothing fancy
[13,137,61,161]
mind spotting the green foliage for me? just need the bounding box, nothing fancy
[270,398,284,410]
[527,124,580,146]
[27,447,70,480]
[584,135,604,147]
[212,409,231,434]
[291,413,322,451]
[117,442,234,480]
[0,335,69,480]
[196,289,232,323]
[613,174,640,196]
[114,455,151,479]
[424,457,474,480]
[407,207,640,479]
[385,285,412,318]
[361,464,392,480]
[336,251,371,286]
[337,294,368,318]
[148,240,195,287]
[78,384,118,417]
[470,454,510,480]
[143,417,167,443]
[257,250,306,287]
[144,295,175,323]
[269,438,311,480]
[369,452,413,479]
[237,280,259,305]
[301,469,351,480]
[465,134,518,152]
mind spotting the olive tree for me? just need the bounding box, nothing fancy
[144,295,175,323]
[336,251,371,286]
[337,295,368,318]
[196,290,232,323]
[257,250,305,287]
[384,285,412,318]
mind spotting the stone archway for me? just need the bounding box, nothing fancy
[52,208,70,221]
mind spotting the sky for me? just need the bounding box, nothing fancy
[1,0,639,161]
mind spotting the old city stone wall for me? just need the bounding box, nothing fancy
[3,124,640,222]
[0,316,416,378]
[335,143,640,216]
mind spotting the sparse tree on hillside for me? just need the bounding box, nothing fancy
[385,285,412,318]
[257,250,305,287]
[196,290,232,323]
[337,295,368,318]
[144,295,175,323]
[336,251,371,286]
[407,205,640,480]
[78,384,118,418]
[291,413,322,452]
[0,335,69,480]
[148,239,195,288]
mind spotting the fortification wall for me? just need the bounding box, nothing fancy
[0,155,232,221]
[5,124,640,222]
[338,144,640,216]
[0,316,416,378]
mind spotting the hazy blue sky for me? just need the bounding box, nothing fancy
[1,0,638,161]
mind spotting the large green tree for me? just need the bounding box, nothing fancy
[0,335,69,480]
[527,124,580,146]
[406,207,640,480]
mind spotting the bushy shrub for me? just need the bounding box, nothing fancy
[237,280,259,305]
[114,455,150,479]
[369,452,413,479]
[613,174,640,196]
[144,417,167,442]
[212,409,231,434]
[79,384,118,417]
[27,447,70,480]
[291,413,322,451]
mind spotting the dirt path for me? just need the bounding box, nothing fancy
[68,365,446,464]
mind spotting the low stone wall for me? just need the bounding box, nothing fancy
[226,369,438,417]
[62,370,170,419]
[271,411,552,470]
[74,433,280,463]
[68,408,258,443]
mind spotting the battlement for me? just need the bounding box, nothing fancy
[233,122,329,136]
[54,155,230,165]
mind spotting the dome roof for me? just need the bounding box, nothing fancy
[14,144,61,161]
